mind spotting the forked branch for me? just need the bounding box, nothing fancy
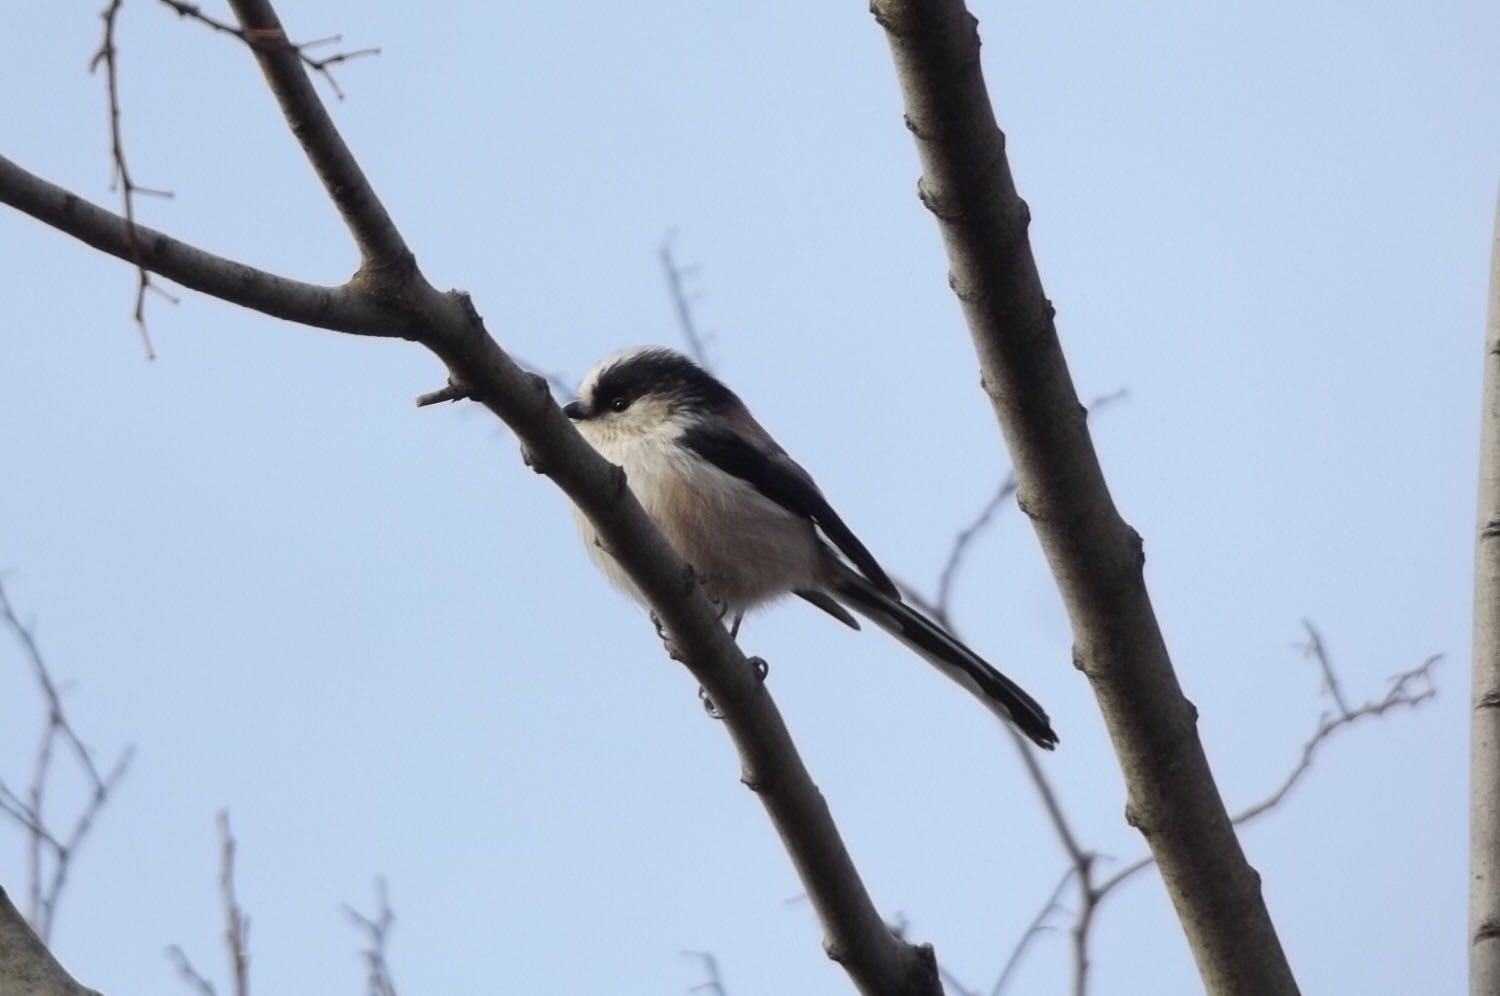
[0,2,944,992]
[872,0,1298,990]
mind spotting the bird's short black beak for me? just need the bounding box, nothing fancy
[562,400,585,420]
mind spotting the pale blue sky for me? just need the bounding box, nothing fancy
[2,2,1496,994]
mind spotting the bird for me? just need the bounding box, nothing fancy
[562,346,1057,749]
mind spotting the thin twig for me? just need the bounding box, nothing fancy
[1,0,952,986]
[0,579,134,942]
[660,233,712,369]
[166,946,219,996]
[1093,646,1439,901]
[932,389,1126,623]
[345,878,400,996]
[1093,644,1440,900]
[680,950,728,996]
[90,0,176,358]
[157,0,379,99]
[218,812,250,996]
[990,867,1074,996]
[1299,619,1351,716]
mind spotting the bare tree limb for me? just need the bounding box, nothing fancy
[224,0,407,275]
[156,0,378,100]
[0,155,400,336]
[1087,638,1438,972]
[345,879,399,996]
[870,3,1299,991]
[924,389,1127,624]
[0,581,134,943]
[1472,181,1500,994]
[0,2,945,991]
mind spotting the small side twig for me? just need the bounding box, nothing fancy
[157,0,379,99]
[414,381,471,408]
[345,878,399,996]
[989,867,1074,996]
[902,388,1127,629]
[660,232,712,369]
[166,813,251,996]
[90,0,177,358]
[680,950,728,996]
[166,946,218,996]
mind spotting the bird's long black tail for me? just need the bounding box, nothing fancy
[824,560,1058,750]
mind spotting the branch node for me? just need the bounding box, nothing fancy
[1015,491,1041,522]
[1071,644,1089,675]
[917,176,962,222]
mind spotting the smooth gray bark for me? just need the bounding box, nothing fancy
[1471,187,1500,994]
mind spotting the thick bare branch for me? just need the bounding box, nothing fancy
[0,155,399,336]
[0,3,943,991]
[224,0,408,275]
[1094,645,1440,905]
[871,3,1298,991]
[1473,183,1500,994]
[928,389,1126,623]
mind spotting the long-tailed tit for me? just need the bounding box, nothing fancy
[563,347,1057,749]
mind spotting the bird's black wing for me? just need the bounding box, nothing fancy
[681,424,899,597]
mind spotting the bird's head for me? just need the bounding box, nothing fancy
[564,347,740,440]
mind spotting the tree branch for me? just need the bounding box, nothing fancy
[1088,639,1439,960]
[660,233,712,368]
[157,1,379,100]
[345,879,399,996]
[217,814,249,996]
[0,2,943,991]
[871,3,1299,992]
[989,867,1072,996]
[90,0,176,358]
[1472,181,1500,992]
[224,0,409,275]
[0,154,399,336]
[0,581,134,944]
